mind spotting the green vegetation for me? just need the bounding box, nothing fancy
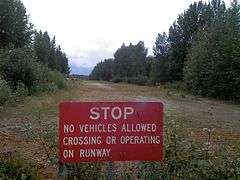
[0,79,239,178]
[1,48,40,91]
[184,1,240,101]
[65,163,105,179]
[90,42,149,86]
[138,115,240,179]
[0,78,11,105]
[0,0,70,106]
[0,155,39,180]
[90,0,240,102]
[90,59,114,81]
[0,0,33,49]
[34,31,70,74]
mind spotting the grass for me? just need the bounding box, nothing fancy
[0,153,40,179]
[0,79,240,178]
[120,112,240,179]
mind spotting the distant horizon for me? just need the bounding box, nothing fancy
[70,65,92,75]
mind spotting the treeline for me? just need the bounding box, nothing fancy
[90,41,149,85]
[90,0,240,101]
[0,0,70,105]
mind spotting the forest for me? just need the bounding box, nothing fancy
[90,0,240,102]
[0,0,70,106]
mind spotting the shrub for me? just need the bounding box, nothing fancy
[31,82,58,94]
[111,76,123,83]
[164,82,187,92]
[0,49,7,74]
[0,48,67,99]
[12,82,28,102]
[138,115,239,179]
[65,163,105,179]
[111,76,148,85]
[0,155,38,179]
[1,48,39,93]
[0,79,11,105]
[125,76,148,85]
[28,62,66,94]
[47,70,66,89]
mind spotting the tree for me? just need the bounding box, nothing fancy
[33,31,70,75]
[114,41,148,78]
[33,31,51,65]
[90,59,114,81]
[48,36,58,70]
[90,41,148,84]
[147,56,159,85]
[56,46,70,74]
[152,33,170,83]
[168,0,225,81]
[153,32,170,59]
[0,0,33,48]
[184,0,240,101]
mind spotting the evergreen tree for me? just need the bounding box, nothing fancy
[114,41,148,78]
[147,56,159,85]
[153,32,169,59]
[0,0,33,48]
[152,32,170,83]
[56,46,70,74]
[184,0,240,100]
[48,36,58,70]
[33,31,70,75]
[168,0,225,81]
[90,59,114,81]
[34,31,51,65]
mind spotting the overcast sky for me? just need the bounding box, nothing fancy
[21,0,231,75]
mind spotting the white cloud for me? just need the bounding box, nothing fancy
[21,0,231,74]
[68,48,113,68]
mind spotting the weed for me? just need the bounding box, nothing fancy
[0,154,39,179]
[0,79,11,105]
[138,113,239,179]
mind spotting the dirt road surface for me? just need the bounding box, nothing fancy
[0,80,240,179]
[79,81,240,132]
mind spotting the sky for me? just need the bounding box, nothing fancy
[22,0,231,75]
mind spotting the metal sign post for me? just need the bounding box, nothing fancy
[107,161,114,180]
[58,162,67,180]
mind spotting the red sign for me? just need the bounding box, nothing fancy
[59,102,163,163]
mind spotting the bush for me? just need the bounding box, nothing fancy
[138,115,240,179]
[111,76,148,85]
[111,76,123,83]
[47,71,66,89]
[12,82,28,102]
[0,49,7,74]
[0,48,67,101]
[164,82,187,91]
[30,68,66,94]
[0,79,11,105]
[1,48,39,93]
[34,83,58,94]
[65,163,105,179]
[0,155,38,179]
[125,76,148,85]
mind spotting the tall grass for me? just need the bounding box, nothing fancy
[138,114,240,179]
